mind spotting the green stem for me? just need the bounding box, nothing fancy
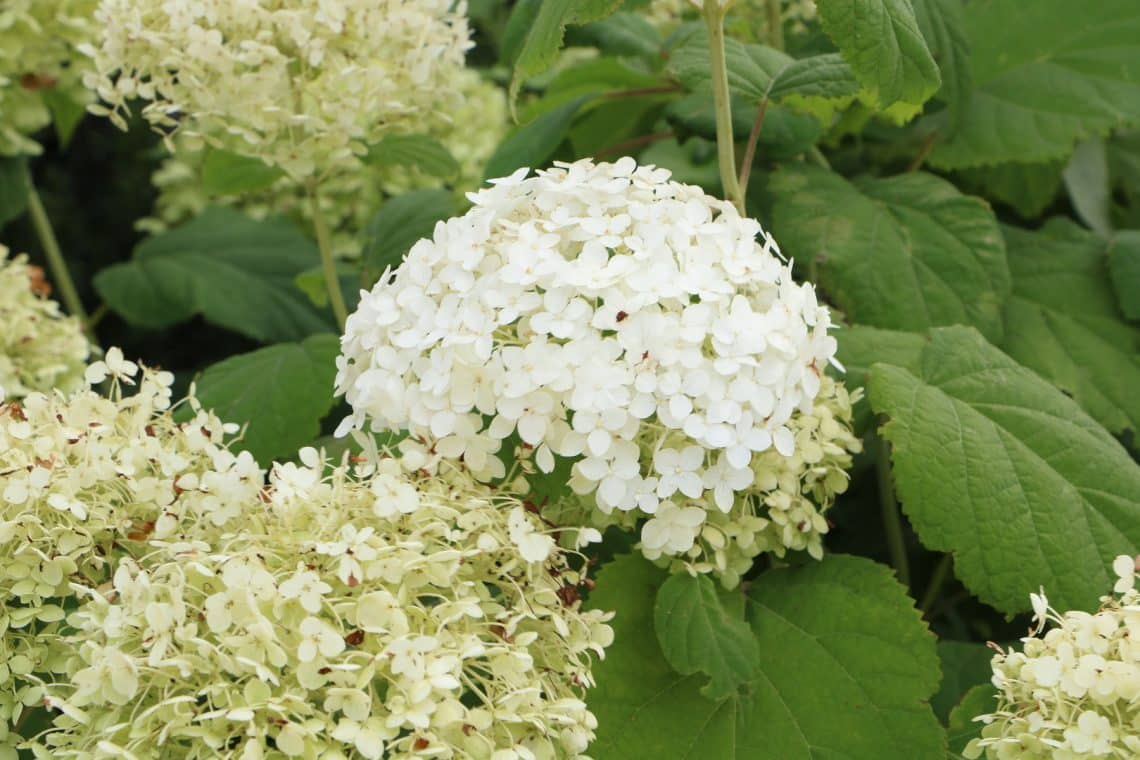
[25,174,94,342]
[766,0,784,51]
[702,1,746,215]
[877,441,910,586]
[806,145,831,169]
[919,554,952,615]
[307,181,349,330]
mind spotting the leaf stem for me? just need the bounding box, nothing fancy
[907,131,938,173]
[307,181,348,331]
[702,1,746,215]
[877,441,910,586]
[919,554,953,616]
[738,97,769,195]
[25,173,95,343]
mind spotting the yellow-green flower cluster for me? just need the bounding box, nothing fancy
[965,556,1140,759]
[138,70,508,258]
[0,246,89,399]
[82,0,472,178]
[39,448,612,759]
[0,0,96,155]
[0,349,263,758]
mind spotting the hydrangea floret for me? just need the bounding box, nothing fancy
[965,556,1140,759]
[0,349,262,757]
[82,0,471,177]
[0,0,96,155]
[0,246,89,399]
[335,157,861,585]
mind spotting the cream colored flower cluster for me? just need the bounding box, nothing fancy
[0,0,96,155]
[41,449,612,759]
[336,157,859,585]
[138,70,508,258]
[0,350,262,757]
[83,0,471,177]
[965,556,1140,759]
[0,246,89,399]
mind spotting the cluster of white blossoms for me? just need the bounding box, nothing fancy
[138,70,509,258]
[1,349,612,758]
[82,0,471,177]
[0,349,263,757]
[336,157,860,584]
[0,0,96,155]
[965,556,1140,759]
[0,246,89,399]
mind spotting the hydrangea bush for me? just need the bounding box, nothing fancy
[4,0,1140,756]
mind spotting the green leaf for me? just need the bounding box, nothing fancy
[588,554,944,759]
[1000,221,1140,436]
[835,325,926,432]
[94,207,331,343]
[867,326,1140,613]
[1108,231,1140,321]
[814,0,940,112]
[294,263,361,313]
[200,149,285,196]
[365,134,460,179]
[508,0,625,102]
[361,189,455,286]
[0,156,29,229]
[911,0,970,124]
[485,94,597,179]
[653,574,758,700]
[953,161,1063,219]
[669,33,792,104]
[768,53,860,119]
[1062,140,1113,237]
[931,0,1140,169]
[767,165,1010,342]
[40,88,86,147]
[946,685,993,757]
[569,12,662,60]
[193,335,340,464]
[932,641,994,725]
[666,91,822,160]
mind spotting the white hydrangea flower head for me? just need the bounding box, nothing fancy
[41,450,613,759]
[0,348,263,756]
[336,157,861,584]
[137,69,509,258]
[0,246,89,397]
[965,555,1140,759]
[0,0,96,155]
[82,0,472,177]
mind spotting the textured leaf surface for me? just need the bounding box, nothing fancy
[836,325,926,431]
[931,0,1140,168]
[193,335,339,463]
[955,161,1063,219]
[94,208,331,343]
[814,0,940,110]
[362,189,455,286]
[1000,221,1140,436]
[912,0,970,123]
[1108,231,1140,320]
[508,0,624,100]
[653,574,758,700]
[588,554,943,759]
[768,165,1010,342]
[868,327,1140,613]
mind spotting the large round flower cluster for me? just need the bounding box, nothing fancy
[0,349,263,757]
[336,157,860,583]
[138,70,508,258]
[41,449,613,759]
[82,0,471,177]
[0,246,89,398]
[965,556,1140,759]
[0,0,96,155]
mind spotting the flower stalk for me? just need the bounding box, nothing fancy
[877,441,910,586]
[25,173,94,343]
[307,181,349,330]
[702,1,747,215]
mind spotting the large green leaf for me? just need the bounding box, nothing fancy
[192,335,339,463]
[94,208,332,343]
[200,149,285,196]
[835,325,926,432]
[911,0,970,124]
[814,0,940,111]
[868,326,1140,613]
[768,165,1010,342]
[361,190,455,286]
[931,0,1140,169]
[0,156,29,229]
[954,161,1063,219]
[1000,221,1140,436]
[365,134,460,179]
[588,554,944,759]
[653,574,758,701]
[1108,231,1140,321]
[507,0,624,101]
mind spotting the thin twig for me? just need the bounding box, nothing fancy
[25,173,95,343]
[307,181,349,330]
[919,554,953,616]
[907,131,939,173]
[877,440,910,587]
[595,130,676,159]
[738,97,769,194]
